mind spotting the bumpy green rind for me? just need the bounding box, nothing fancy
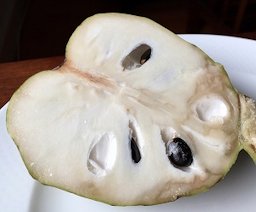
[239,94,256,162]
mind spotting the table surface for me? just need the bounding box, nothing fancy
[0,56,64,107]
[0,33,256,108]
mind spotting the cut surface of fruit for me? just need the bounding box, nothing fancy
[6,13,256,206]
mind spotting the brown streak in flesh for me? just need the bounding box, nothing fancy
[60,62,117,90]
[59,61,174,117]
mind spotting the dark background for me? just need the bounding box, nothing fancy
[0,0,255,63]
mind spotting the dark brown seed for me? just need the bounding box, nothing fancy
[131,137,141,163]
[167,137,193,167]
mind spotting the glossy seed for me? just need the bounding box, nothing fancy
[140,48,151,65]
[167,137,193,167]
[131,137,141,163]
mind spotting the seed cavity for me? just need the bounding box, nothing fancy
[122,44,152,71]
[129,121,141,163]
[87,133,117,176]
[195,96,229,123]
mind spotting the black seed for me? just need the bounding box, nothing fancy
[167,137,193,167]
[131,137,141,163]
[140,48,151,65]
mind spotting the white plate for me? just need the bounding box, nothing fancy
[1,35,256,212]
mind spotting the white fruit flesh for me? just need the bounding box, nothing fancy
[6,13,255,205]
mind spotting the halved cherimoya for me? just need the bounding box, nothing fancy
[6,13,256,206]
